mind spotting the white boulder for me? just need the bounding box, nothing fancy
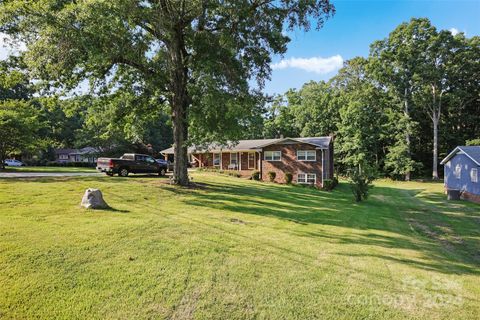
[81,188,109,209]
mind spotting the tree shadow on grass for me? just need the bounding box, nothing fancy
[166,179,480,276]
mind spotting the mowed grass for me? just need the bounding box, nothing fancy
[0,173,479,319]
[2,166,96,173]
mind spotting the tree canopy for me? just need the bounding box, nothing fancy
[1,0,335,184]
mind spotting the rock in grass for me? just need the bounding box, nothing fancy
[81,188,109,209]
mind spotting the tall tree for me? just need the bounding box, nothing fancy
[369,18,431,180]
[1,0,335,185]
[291,80,339,137]
[263,92,301,139]
[0,57,40,168]
[413,27,457,179]
[333,58,387,173]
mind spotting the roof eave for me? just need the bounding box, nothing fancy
[440,146,480,166]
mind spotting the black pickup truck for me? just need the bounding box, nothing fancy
[97,153,168,177]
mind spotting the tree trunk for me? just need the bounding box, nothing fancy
[404,90,411,181]
[169,24,190,186]
[172,102,189,185]
[432,114,439,180]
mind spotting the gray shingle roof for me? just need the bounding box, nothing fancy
[160,137,332,154]
[441,146,480,166]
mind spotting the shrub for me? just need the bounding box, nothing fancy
[44,161,96,168]
[251,170,261,181]
[284,172,293,184]
[332,176,339,187]
[348,168,375,202]
[225,170,241,178]
[267,171,276,182]
[322,179,334,191]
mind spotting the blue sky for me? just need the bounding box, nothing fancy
[1,0,479,96]
[267,0,480,95]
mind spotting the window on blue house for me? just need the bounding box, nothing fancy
[471,168,478,183]
[454,164,461,179]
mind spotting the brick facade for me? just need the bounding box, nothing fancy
[190,140,333,188]
[461,191,480,204]
[261,143,324,188]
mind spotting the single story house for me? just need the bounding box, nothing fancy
[440,146,480,204]
[160,137,334,188]
[55,147,99,164]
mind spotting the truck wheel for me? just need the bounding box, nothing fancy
[159,168,166,176]
[119,168,129,177]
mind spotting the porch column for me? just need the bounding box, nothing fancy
[239,152,242,171]
[220,151,223,170]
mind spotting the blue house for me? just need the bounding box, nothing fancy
[440,146,480,204]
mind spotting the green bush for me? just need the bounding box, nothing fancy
[267,171,276,182]
[44,161,96,168]
[322,179,334,191]
[251,170,261,181]
[225,170,241,178]
[284,172,293,184]
[333,176,339,187]
[348,168,375,202]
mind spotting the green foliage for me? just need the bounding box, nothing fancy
[0,0,335,184]
[323,177,338,191]
[334,58,388,171]
[46,161,96,168]
[0,101,41,167]
[348,167,376,202]
[284,172,293,184]
[322,179,334,191]
[267,171,276,182]
[251,170,261,181]
[466,139,480,146]
[0,58,42,167]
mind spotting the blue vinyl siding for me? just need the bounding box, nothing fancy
[444,153,480,195]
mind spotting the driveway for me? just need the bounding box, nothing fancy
[0,172,103,178]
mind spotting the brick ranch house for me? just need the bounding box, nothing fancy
[160,137,334,188]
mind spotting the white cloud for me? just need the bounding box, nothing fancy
[449,28,460,36]
[271,55,343,74]
[0,32,27,60]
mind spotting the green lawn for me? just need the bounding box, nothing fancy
[2,166,96,173]
[0,173,479,319]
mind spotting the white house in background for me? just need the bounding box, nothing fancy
[54,147,99,163]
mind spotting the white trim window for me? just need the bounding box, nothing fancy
[297,150,316,161]
[213,153,220,166]
[264,151,281,161]
[59,154,69,160]
[230,153,238,166]
[454,164,462,179]
[298,173,316,184]
[471,168,478,183]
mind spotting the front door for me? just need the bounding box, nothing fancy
[248,152,255,169]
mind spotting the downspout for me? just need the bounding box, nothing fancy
[321,149,325,187]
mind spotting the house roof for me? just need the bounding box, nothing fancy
[160,136,332,154]
[440,146,480,166]
[54,147,99,155]
[55,148,77,155]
